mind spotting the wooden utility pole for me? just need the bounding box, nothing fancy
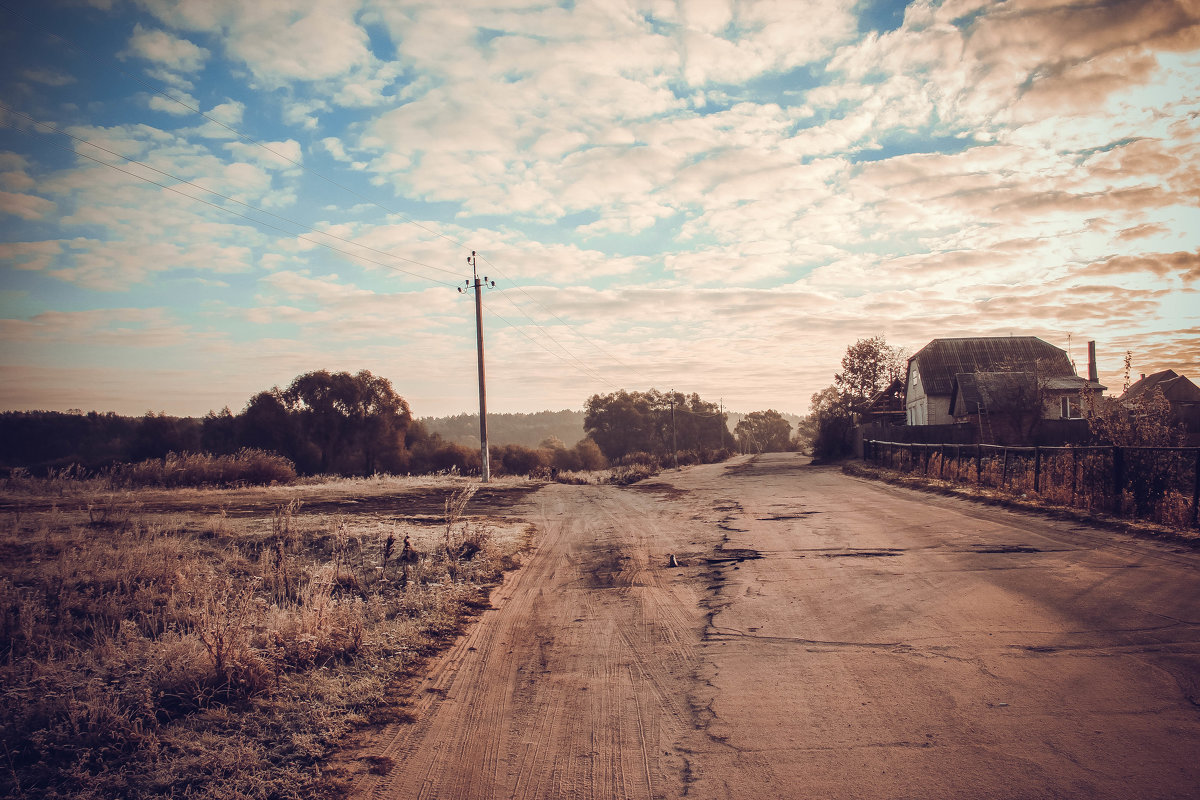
[670,393,678,469]
[459,251,494,483]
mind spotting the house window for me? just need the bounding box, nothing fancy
[1060,396,1082,419]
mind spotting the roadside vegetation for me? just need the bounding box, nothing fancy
[0,475,535,799]
[806,336,908,461]
[856,379,1197,533]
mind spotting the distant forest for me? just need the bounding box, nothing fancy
[420,410,587,450]
[0,367,804,479]
[421,410,806,451]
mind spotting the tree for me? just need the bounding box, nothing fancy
[734,410,792,453]
[808,385,854,461]
[584,389,728,462]
[584,390,654,461]
[1087,387,1183,448]
[201,407,238,455]
[808,336,906,461]
[834,336,906,414]
[239,388,309,467]
[281,370,412,474]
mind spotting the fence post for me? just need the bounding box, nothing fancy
[910,443,916,472]
[1071,446,1078,501]
[1034,446,1041,494]
[1112,446,1125,512]
[1001,448,1009,487]
[939,445,946,479]
[975,444,982,484]
[1192,448,1199,528]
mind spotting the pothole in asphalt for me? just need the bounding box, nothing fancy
[822,550,904,558]
[971,544,1043,554]
[757,512,821,520]
[705,547,762,564]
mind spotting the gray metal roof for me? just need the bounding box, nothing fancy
[1122,370,1200,404]
[911,337,1074,396]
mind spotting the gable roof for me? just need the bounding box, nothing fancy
[864,378,905,415]
[950,371,1104,416]
[951,372,1036,415]
[1121,370,1200,405]
[910,337,1075,397]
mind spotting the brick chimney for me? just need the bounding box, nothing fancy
[1087,341,1098,382]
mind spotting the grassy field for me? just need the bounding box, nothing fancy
[0,474,540,799]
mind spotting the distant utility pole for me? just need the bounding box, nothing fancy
[670,392,679,469]
[459,251,495,483]
[719,398,726,450]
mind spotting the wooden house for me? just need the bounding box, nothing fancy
[906,336,1105,443]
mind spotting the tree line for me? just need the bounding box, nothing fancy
[1,370,485,478]
[581,389,795,461]
[420,409,587,450]
[1,372,809,481]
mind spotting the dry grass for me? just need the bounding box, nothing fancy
[849,453,1199,541]
[0,479,534,799]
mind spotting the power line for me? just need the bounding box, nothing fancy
[0,116,462,287]
[482,304,622,391]
[0,3,722,398]
[486,283,631,387]
[0,103,464,282]
[479,254,639,372]
[0,1,472,255]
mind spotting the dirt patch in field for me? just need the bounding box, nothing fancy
[0,481,542,519]
[629,481,691,499]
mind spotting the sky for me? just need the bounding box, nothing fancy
[0,0,1197,419]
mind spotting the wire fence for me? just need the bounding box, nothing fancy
[863,440,1200,529]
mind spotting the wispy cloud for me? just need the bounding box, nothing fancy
[0,0,1196,416]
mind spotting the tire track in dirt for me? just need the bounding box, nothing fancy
[347,483,711,800]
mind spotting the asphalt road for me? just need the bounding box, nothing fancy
[350,453,1200,800]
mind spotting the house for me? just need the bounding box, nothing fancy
[861,378,906,425]
[1121,370,1200,410]
[1120,369,1200,445]
[906,337,1105,443]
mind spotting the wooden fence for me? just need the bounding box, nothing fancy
[863,440,1200,528]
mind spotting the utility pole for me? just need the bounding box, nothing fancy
[459,252,495,483]
[670,392,679,469]
[719,398,725,450]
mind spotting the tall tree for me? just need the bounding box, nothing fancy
[281,370,412,474]
[584,389,728,461]
[834,336,906,414]
[734,410,793,453]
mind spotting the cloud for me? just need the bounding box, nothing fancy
[1080,249,1200,282]
[0,307,192,348]
[1116,223,1169,242]
[0,190,56,220]
[21,68,75,87]
[147,91,199,114]
[0,241,61,271]
[141,0,375,86]
[122,24,210,72]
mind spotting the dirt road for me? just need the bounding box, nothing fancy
[349,453,1200,799]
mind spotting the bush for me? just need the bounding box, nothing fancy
[491,444,546,477]
[109,449,296,488]
[409,440,481,475]
[573,439,607,471]
[811,414,855,462]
